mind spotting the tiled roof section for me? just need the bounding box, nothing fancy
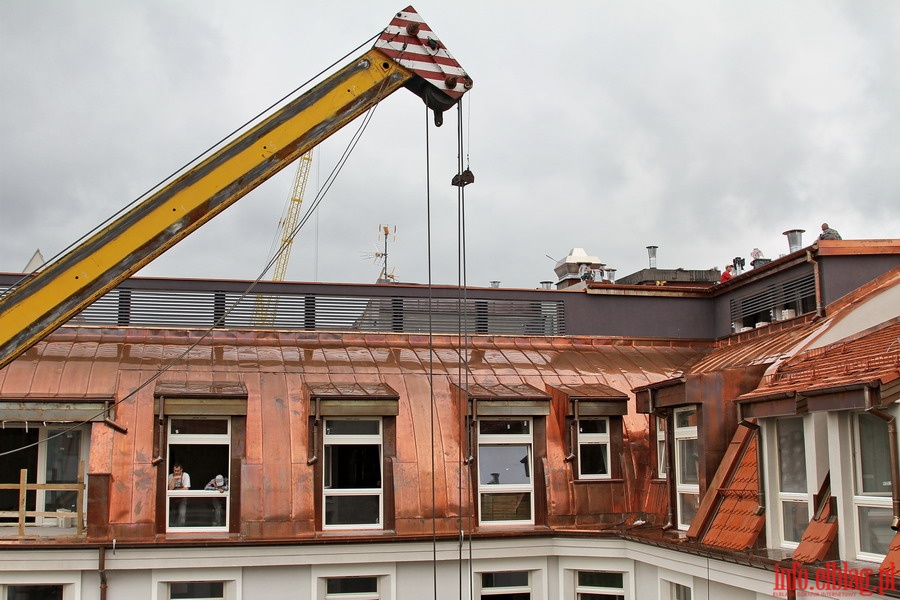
[792,501,838,564]
[687,316,818,375]
[695,427,765,551]
[740,321,900,400]
[882,532,900,575]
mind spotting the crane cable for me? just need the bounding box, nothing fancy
[1,31,381,294]
[0,32,396,459]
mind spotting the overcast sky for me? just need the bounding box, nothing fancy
[1,1,898,290]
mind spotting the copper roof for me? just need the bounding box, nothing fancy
[739,320,900,401]
[0,326,704,542]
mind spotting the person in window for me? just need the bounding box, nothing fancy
[204,474,229,526]
[818,223,842,240]
[167,462,190,526]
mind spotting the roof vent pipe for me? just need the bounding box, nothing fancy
[646,246,658,269]
[539,281,552,290]
[783,229,805,253]
[490,281,500,288]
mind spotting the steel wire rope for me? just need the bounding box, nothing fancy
[0,37,398,459]
[453,96,475,600]
[0,31,381,294]
[424,102,439,600]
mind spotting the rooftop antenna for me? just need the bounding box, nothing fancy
[361,225,397,282]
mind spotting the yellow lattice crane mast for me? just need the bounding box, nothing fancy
[273,150,312,282]
[255,150,313,324]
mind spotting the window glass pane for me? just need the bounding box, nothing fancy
[777,418,807,493]
[857,413,892,495]
[480,492,531,521]
[170,419,228,435]
[326,577,378,594]
[675,409,697,429]
[170,581,224,599]
[579,444,609,476]
[577,571,624,588]
[7,586,63,600]
[326,419,379,436]
[480,420,530,435]
[858,505,893,555]
[579,419,608,435]
[781,500,809,543]
[577,595,624,600]
[679,493,700,526]
[169,496,228,528]
[483,572,529,587]
[325,495,380,525]
[168,445,229,493]
[325,445,381,488]
[480,595,530,600]
[672,582,692,600]
[479,445,531,485]
[45,429,81,512]
[677,438,698,485]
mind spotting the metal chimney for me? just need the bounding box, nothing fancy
[783,229,805,253]
[490,281,501,288]
[539,281,553,290]
[646,246,658,269]
[605,268,617,283]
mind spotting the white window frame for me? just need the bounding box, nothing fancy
[312,564,394,600]
[560,557,634,600]
[673,407,699,530]
[166,417,232,533]
[478,570,532,598]
[322,576,380,600]
[773,416,810,548]
[851,411,893,561]
[574,570,626,599]
[323,418,383,530]
[0,424,89,527]
[658,568,693,600]
[477,418,535,526]
[576,417,611,480]
[151,569,239,600]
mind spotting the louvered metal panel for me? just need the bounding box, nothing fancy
[729,273,816,325]
[5,287,565,336]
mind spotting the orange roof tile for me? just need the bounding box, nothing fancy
[882,532,900,575]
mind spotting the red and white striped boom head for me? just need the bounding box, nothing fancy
[374,6,473,122]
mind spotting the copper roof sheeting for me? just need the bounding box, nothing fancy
[0,327,705,541]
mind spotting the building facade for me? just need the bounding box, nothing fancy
[0,239,898,599]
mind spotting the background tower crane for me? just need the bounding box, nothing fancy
[255,150,313,324]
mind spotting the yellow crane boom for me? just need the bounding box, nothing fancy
[0,6,472,369]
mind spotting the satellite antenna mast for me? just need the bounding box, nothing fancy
[377,224,397,281]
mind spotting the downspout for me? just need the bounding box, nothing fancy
[307,397,320,465]
[564,399,578,462]
[805,249,824,318]
[151,396,165,466]
[98,546,107,600]
[865,386,900,531]
[463,398,477,465]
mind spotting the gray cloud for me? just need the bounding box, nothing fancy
[1,0,897,291]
